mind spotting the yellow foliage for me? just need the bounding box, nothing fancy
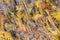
[17,12,23,20]
[29,8,32,13]
[0,31,13,40]
[46,0,50,2]
[35,0,43,14]
[16,6,22,11]
[32,14,42,20]
[52,11,60,21]
[35,1,42,9]
[54,36,59,40]
[48,28,57,35]
[35,1,39,8]
[16,6,23,20]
